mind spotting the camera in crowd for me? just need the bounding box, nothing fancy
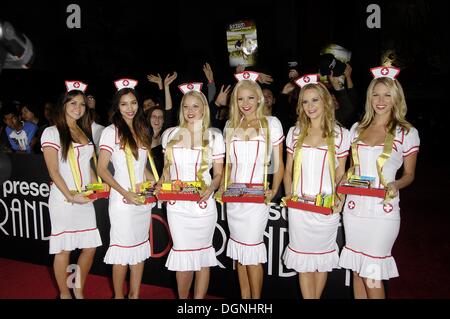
[320,53,346,76]
[0,20,34,74]
[319,53,346,77]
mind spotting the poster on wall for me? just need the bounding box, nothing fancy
[226,20,258,67]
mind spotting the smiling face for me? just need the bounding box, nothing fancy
[371,82,393,117]
[65,94,86,123]
[119,92,138,122]
[150,108,164,131]
[182,94,204,125]
[301,87,324,121]
[237,87,259,118]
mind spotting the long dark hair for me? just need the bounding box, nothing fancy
[54,90,93,161]
[110,88,152,159]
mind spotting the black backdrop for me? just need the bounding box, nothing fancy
[0,153,352,299]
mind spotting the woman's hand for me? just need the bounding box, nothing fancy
[215,85,232,107]
[69,193,93,204]
[202,63,214,83]
[264,188,276,202]
[164,72,178,87]
[199,186,214,202]
[257,72,273,85]
[386,181,399,198]
[332,196,345,214]
[122,191,143,205]
[147,73,163,90]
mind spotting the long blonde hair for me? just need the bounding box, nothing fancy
[165,90,212,165]
[227,80,265,129]
[358,77,412,134]
[296,82,336,138]
[177,90,211,129]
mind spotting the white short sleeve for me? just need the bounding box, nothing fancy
[210,129,225,160]
[285,126,297,154]
[99,125,116,154]
[268,116,284,146]
[40,126,61,151]
[336,126,351,158]
[161,127,178,152]
[402,127,420,157]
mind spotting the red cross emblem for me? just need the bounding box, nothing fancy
[123,80,129,86]
[381,67,389,75]
[243,72,250,79]
[169,200,176,205]
[199,201,207,209]
[303,76,310,83]
[383,203,393,213]
[348,200,355,210]
[74,82,80,88]
[187,83,194,90]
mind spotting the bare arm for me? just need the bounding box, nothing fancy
[283,152,293,197]
[164,72,177,111]
[90,167,98,184]
[335,156,348,185]
[266,143,284,202]
[144,167,156,183]
[97,149,142,205]
[388,153,418,196]
[333,156,348,214]
[199,159,223,202]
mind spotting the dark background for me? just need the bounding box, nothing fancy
[1,0,449,144]
[1,0,450,299]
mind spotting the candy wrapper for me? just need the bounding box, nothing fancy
[337,175,386,198]
[134,181,157,204]
[283,194,333,215]
[71,183,110,200]
[156,180,202,202]
[221,183,266,203]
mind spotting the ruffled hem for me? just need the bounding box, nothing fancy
[165,246,217,271]
[49,229,102,254]
[226,238,267,265]
[283,245,340,272]
[103,240,150,265]
[338,246,399,280]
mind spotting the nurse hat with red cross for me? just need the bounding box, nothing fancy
[178,82,203,94]
[114,78,138,91]
[65,80,88,93]
[234,71,259,82]
[294,74,319,88]
[370,66,400,79]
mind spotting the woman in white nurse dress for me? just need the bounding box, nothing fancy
[97,79,157,299]
[42,81,102,299]
[159,84,224,299]
[338,67,420,299]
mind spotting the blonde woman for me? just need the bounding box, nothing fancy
[282,74,350,299]
[160,83,225,299]
[223,72,284,299]
[338,67,420,299]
